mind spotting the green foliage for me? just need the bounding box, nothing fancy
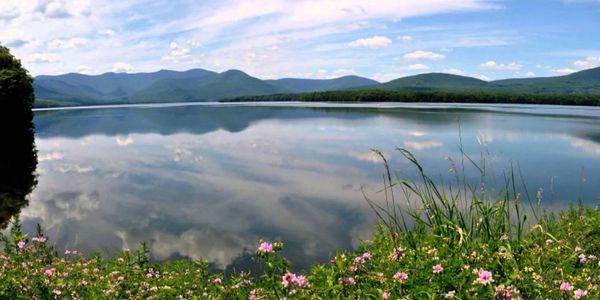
[225,89,600,106]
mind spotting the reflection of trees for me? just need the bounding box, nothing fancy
[0,45,37,229]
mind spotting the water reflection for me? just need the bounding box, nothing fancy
[21,104,600,271]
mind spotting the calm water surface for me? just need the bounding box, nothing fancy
[21,103,600,271]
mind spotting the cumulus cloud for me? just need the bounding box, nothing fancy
[0,28,29,47]
[551,68,577,75]
[112,62,132,73]
[398,35,413,42]
[573,56,600,70]
[403,50,445,61]
[23,53,60,63]
[116,135,133,146]
[98,29,116,36]
[526,71,535,77]
[348,36,392,48]
[404,140,443,150]
[348,151,387,163]
[48,37,88,49]
[55,164,94,174]
[36,0,91,19]
[76,65,93,74]
[478,60,522,71]
[39,151,65,162]
[443,68,466,76]
[399,64,429,71]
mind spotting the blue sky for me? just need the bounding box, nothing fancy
[1,0,600,81]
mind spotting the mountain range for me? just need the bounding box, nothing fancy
[33,67,600,107]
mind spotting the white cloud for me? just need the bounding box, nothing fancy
[116,135,133,146]
[48,37,88,49]
[349,151,387,163]
[526,71,535,77]
[403,50,445,60]
[404,140,443,150]
[398,35,413,42]
[573,56,600,70]
[551,68,577,75]
[112,62,132,73]
[98,29,116,36]
[472,73,491,81]
[399,64,429,71]
[55,164,94,174]
[39,151,65,162]
[76,65,93,74]
[443,68,466,76]
[36,0,91,19]
[371,72,406,82]
[478,60,522,71]
[0,28,29,47]
[23,53,60,63]
[348,36,392,48]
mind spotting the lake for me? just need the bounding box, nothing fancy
[18,102,600,272]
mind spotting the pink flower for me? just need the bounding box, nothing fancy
[475,270,494,286]
[117,257,125,263]
[574,289,588,299]
[258,242,273,253]
[53,289,61,296]
[343,277,355,285]
[362,252,372,260]
[382,291,391,299]
[433,264,444,274]
[445,290,456,298]
[212,278,222,285]
[281,272,308,288]
[32,236,47,243]
[44,268,54,278]
[393,271,408,283]
[393,247,405,258]
[560,282,574,292]
[17,241,26,251]
[579,254,588,264]
[545,239,553,245]
[575,246,582,253]
[64,250,71,255]
[588,255,597,260]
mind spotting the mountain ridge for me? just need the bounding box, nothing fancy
[33,66,600,107]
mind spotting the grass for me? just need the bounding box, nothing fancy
[0,149,598,299]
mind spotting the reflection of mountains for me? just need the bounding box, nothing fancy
[34,106,479,138]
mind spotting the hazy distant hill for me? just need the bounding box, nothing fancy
[33,66,600,107]
[265,76,379,93]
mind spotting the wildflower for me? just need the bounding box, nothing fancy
[560,282,574,292]
[32,236,47,243]
[589,255,597,261]
[500,234,509,241]
[45,268,54,278]
[579,254,588,264]
[258,242,273,254]
[382,291,391,299]
[117,257,125,263]
[575,246,582,253]
[445,290,456,298]
[391,247,405,260]
[475,270,494,286]
[212,278,222,285]
[495,284,521,299]
[343,277,355,285]
[17,241,26,251]
[362,252,372,260]
[433,264,444,274]
[53,289,61,296]
[574,289,588,299]
[64,250,71,255]
[393,271,408,283]
[545,239,553,245]
[281,272,308,288]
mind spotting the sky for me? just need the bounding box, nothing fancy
[1,0,600,82]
